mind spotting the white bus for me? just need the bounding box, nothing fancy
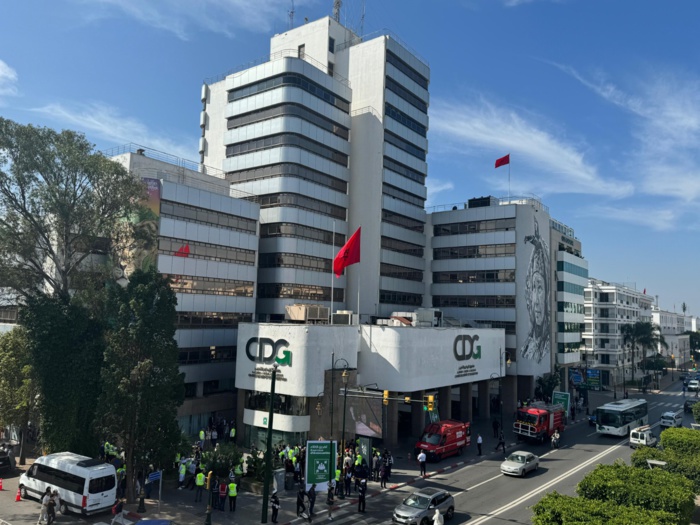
[19,452,116,515]
[595,398,649,437]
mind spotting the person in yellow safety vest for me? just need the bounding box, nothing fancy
[178,461,186,488]
[194,471,205,503]
[227,481,237,511]
[229,426,236,442]
[234,462,243,477]
[335,468,341,495]
[287,448,294,460]
[199,429,205,447]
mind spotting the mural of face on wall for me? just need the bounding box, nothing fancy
[520,217,551,364]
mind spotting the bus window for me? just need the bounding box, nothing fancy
[89,475,116,494]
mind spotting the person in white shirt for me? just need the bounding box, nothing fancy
[417,450,427,477]
[38,487,51,524]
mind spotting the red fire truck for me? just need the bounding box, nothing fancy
[513,402,565,443]
[414,420,471,461]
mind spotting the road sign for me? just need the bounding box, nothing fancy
[305,440,337,492]
[148,471,162,482]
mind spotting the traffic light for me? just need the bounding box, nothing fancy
[423,395,429,411]
[404,396,411,404]
[383,390,389,406]
[427,395,435,412]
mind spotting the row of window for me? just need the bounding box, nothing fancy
[381,236,424,257]
[178,346,236,365]
[169,275,254,297]
[159,237,256,266]
[227,103,349,140]
[228,162,347,193]
[161,200,257,234]
[258,283,344,301]
[558,282,585,295]
[557,261,589,278]
[384,130,426,161]
[0,306,18,322]
[558,301,585,314]
[259,252,331,272]
[558,322,584,333]
[433,269,515,284]
[433,218,516,236]
[226,132,348,167]
[385,75,428,114]
[383,156,426,185]
[432,295,516,308]
[385,103,427,137]
[257,192,346,220]
[382,210,425,233]
[176,311,252,328]
[380,262,424,282]
[383,183,425,207]
[476,320,516,334]
[558,342,582,353]
[433,244,516,260]
[379,289,423,306]
[245,390,308,416]
[260,222,346,246]
[228,73,350,113]
[386,50,429,90]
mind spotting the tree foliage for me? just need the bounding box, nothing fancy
[631,427,700,492]
[95,268,184,503]
[576,461,695,524]
[0,117,145,301]
[0,327,39,463]
[19,295,105,455]
[201,443,243,479]
[532,492,677,525]
[535,364,561,400]
[621,322,667,385]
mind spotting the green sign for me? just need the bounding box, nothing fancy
[552,391,570,413]
[305,440,337,491]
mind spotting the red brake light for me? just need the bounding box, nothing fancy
[82,495,87,508]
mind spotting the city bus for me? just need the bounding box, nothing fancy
[595,398,649,436]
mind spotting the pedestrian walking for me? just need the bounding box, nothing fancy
[372,453,380,481]
[433,508,445,525]
[296,486,307,517]
[110,498,126,525]
[270,490,281,523]
[38,487,51,524]
[228,480,237,511]
[326,481,335,521]
[492,419,500,438]
[495,430,506,454]
[46,490,58,525]
[357,479,367,513]
[344,466,352,495]
[476,434,483,456]
[417,450,427,477]
[379,463,388,488]
[308,483,317,516]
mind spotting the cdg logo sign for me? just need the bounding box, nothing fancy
[245,337,292,366]
[453,334,481,361]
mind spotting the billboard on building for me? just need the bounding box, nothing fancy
[516,205,552,377]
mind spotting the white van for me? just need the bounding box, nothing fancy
[19,452,117,515]
[629,425,658,449]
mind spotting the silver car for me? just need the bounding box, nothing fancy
[392,487,455,525]
[500,451,539,477]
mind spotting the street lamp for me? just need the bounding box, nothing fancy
[671,354,675,381]
[491,350,511,433]
[316,393,336,497]
[330,356,350,443]
[339,367,349,499]
[260,363,279,524]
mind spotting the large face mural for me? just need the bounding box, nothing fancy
[519,215,551,370]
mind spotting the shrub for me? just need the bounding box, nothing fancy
[200,443,243,478]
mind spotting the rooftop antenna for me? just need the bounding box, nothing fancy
[359,0,365,37]
[288,0,295,29]
[333,0,342,22]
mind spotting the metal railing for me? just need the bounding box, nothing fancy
[204,49,350,87]
[426,195,549,214]
[335,29,429,68]
[350,105,382,120]
[102,143,225,179]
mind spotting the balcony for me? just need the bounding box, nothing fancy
[557,351,581,365]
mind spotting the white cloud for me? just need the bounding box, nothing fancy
[581,204,678,232]
[0,59,18,98]
[425,178,455,208]
[31,101,196,162]
[503,0,567,6]
[73,0,318,40]
[430,97,632,198]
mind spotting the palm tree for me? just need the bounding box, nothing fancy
[621,322,667,393]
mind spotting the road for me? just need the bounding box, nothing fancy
[0,384,693,524]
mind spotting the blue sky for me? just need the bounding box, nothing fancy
[1,0,699,315]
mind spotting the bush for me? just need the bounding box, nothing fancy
[532,492,676,525]
[200,443,243,478]
[631,428,700,492]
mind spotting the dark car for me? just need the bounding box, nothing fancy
[588,414,597,427]
[0,444,14,472]
[684,399,700,413]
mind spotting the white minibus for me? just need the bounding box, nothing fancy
[19,452,117,515]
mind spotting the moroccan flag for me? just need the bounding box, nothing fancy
[495,154,510,168]
[334,227,361,277]
[643,288,646,294]
[174,244,190,257]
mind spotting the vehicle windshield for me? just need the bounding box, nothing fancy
[517,411,538,424]
[596,409,621,427]
[419,433,440,445]
[506,454,526,464]
[403,494,431,509]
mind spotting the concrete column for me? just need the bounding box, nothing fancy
[385,392,399,448]
[518,375,535,403]
[438,386,452,420]
[236,389,246,446]
[459,384,473,423]
[478,381,491,420]
[502,375,517,423]
[411,390,425,438]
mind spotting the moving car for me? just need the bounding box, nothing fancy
[629,425,657,449]
[684,399,700,413]
[587,414,597,427]
[688,379,700,392]
[500,451,539,477]
[392,487,455,524]
[659,411,683,429]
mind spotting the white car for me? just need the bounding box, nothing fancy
[500,451,539,477]
[659,411,683,429]
[688,380,700,392]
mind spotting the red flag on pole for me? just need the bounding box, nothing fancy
[334,227,361,277]
[495,154,510,168]
[643,288,646,294]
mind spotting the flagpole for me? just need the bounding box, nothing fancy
[357,270,361,325]
[508,160,511,202]
[330,220,335,325]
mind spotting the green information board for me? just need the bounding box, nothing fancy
[552,391,570,413]
[305,440,337,491]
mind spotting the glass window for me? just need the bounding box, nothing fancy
[298,44,305,59]
[89,475,116,494]
[328,37,335,53]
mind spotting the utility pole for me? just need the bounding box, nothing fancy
[333,0,342,22]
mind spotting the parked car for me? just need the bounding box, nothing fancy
[500,451,539,477]
[0,443,14,472]
[684,399,700,413]
[659,411,683,428]
[392,487,455,524]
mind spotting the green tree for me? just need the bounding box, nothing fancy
[95,268,184,503]
[631,429,700,493]
[621,322,667,389]
[535,365,561,400]
[0,118,145,301]
[0,327,39,464]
